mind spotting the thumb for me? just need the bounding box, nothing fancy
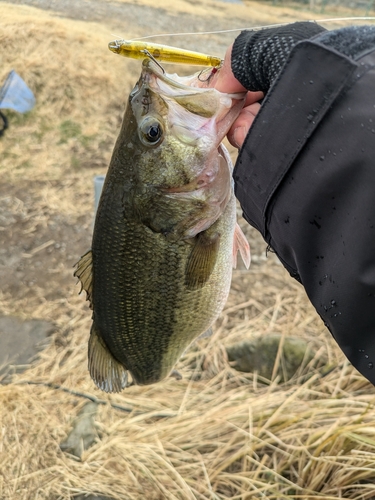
[210,45,247,94]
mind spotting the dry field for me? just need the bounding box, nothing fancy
[1,1,375,499]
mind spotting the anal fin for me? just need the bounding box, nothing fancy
[88,323,128,393]
[185,232,220,290]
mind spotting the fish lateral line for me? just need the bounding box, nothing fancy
[108,39,223,67]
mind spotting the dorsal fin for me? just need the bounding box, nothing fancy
[74,250,93,309]
[233,223,251,269]
[88,324,128,393]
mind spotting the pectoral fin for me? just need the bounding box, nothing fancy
[233,223,251,269]
[185,232,220,290]
[74,250,93,309]
[88,324,128,393]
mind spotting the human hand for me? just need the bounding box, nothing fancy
[210,45,263,149]
[210,22,327,148]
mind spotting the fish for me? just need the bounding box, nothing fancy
[74,58,250,393]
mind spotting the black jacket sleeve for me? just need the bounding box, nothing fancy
[233,30,375,384]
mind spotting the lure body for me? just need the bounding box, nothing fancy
[108,39,223,67]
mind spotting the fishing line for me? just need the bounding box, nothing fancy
[125,17,375,41]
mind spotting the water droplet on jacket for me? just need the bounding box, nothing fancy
[369,362,374,369]
[331,300,336,306]
[309,80,314,84]
[320,155,325,161]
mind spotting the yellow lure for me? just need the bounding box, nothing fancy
[108,39,223,67]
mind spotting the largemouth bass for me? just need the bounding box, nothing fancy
[75,59,250,392]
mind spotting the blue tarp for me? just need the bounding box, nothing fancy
[0,70,35,113]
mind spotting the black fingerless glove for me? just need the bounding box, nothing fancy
[231,22,327,93]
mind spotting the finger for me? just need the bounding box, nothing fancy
[244,90,264,106]
[227,102,261,148]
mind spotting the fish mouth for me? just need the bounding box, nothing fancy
[140,56,244,97]
[132,58,246,145]
[132,58,213,100]
[139,58,202,91]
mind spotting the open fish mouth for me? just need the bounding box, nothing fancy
[131,58,246,147]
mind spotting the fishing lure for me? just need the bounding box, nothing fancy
[109,18,375,68]
[108,39,223,67]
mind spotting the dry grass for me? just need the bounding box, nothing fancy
[2,2,375,499]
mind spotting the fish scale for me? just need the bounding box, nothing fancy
[95,218,184,365]
[74,58,250,392]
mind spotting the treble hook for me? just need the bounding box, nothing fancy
[197,66,220,83]
[141,49,166,73]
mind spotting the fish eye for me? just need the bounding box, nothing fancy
[139,117,163,146]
